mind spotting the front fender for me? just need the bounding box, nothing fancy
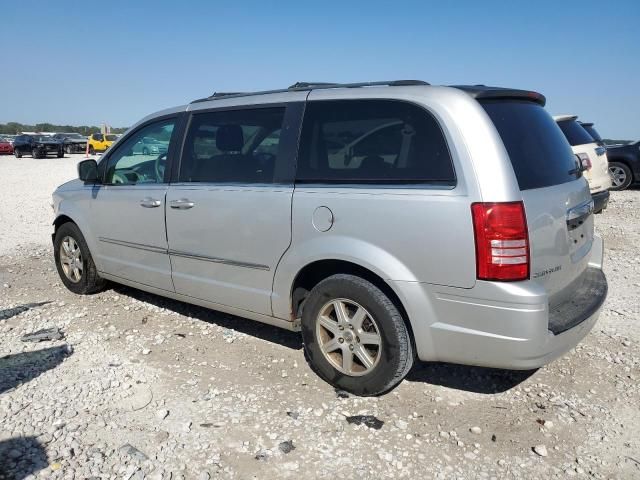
[271,235,418,320]
[53,186,100,268]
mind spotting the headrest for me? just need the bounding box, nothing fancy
[216,124,244,152]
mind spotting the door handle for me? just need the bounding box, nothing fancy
[169,198,195,210]
[140,197,161,208]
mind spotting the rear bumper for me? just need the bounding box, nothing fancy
[592,189,609,214]
[392,236,607,369]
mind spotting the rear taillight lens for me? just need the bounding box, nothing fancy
[576,153,592,170]
[471,202,530,281]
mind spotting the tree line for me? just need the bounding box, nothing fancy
[0,122,128,135]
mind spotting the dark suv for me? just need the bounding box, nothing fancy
[52,133,88,154]
[13,135,64,159]
[606,141,640,190]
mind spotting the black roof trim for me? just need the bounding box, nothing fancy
[190,80,430,104]
[451,85,546,106]
[579,121,594,127]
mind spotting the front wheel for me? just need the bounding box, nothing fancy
[32,148,40,159]
[301,274,414,396]
[608,162,633,191]
[54,222,106,294]
[14,148,22,158]
[88,145,95,155]
[65,144,73,154]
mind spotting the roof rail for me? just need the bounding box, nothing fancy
[190,80,430,104]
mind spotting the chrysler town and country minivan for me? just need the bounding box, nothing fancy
[52,81,608,395]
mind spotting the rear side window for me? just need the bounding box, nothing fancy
[556,119,595,146]
[481,101,580,191]
[296,100,455,185]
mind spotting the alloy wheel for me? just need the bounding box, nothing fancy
[59,236,83,283]
[316,298,382,376]
[609,165,627,188]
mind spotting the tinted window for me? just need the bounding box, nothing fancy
[557,119,595,146]
[481,101,580,190]
[93,133,104,141]
[297,100,455,185]
[104,119,175,185]
[581,124,602,143]
[180,107,285,184]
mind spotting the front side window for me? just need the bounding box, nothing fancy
[296,100,455,185]
[180,107,285,184]
[93,133,104,142]
[104,119,175,185]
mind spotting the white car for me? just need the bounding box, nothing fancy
[554,115,611,213]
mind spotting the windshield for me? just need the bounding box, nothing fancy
[65,133,85,139]
[106,134,118,141]
[557,119,595,146]
[481,100,580,190]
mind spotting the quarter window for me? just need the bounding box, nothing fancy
[104,119,175,185]
[180,108,286,184]
[296,100,455,185]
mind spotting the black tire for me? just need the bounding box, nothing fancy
[14,148,22,158]
[32,148,40,159]
[65,144,73,154]
[89,145,95,155]
[301,274,414,396]
[57,149,64,158]
[608,161,633,191]
[142,147,149,155]
[54,222,106,295]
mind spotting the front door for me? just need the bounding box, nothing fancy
[91,117,178,291]
[166,104,301,315]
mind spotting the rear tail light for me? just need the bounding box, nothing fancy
[576,153,592,170]
[471,202,530,281]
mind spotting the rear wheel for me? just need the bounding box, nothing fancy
[301,274,414,396]
[57,149,64,158]
[14,148,22,158]
[32,148,40,159]
[54,222,106,294]
[608,162,632,191]
[65,144,73,154]
[88,145,95,155]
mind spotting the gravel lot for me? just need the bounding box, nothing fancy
[1,154,639,479]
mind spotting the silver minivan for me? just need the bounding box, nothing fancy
[52,81,608,395]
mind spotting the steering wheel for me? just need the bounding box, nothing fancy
[155,152,167,181]
[112,172,129,184]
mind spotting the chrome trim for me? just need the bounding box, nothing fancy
[98,237,167,254]
[97,237,270,271]
[168,249,270,271]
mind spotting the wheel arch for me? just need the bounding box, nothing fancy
[288,259,416,345]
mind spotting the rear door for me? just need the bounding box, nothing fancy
[165,103,303,315]
[481,101,594,304]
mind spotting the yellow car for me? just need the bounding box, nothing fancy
[88,133,118,154]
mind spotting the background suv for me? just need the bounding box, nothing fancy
[605,141,640,191]
[554,115,611,213]
[13,134,64,158]
[52,81,607,395]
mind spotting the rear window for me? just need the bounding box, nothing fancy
[481,101,580,190]
[297,100,455,185]
[581,124,602,143]
[556,119,595,146]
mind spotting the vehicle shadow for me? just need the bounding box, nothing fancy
[112,285,303,351]
[0,302,51,321]
[0,436,48,479]
[0,345,72,395]
[407,362,536,394]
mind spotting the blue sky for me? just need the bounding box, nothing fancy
[1,0,638,139]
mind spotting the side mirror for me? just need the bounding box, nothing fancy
[78,159,99,183]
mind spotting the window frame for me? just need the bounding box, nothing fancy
[172,102,304,186]
[294,99,457,188]
[98,113,185,186]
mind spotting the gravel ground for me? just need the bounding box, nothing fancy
[1,154,639,479]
